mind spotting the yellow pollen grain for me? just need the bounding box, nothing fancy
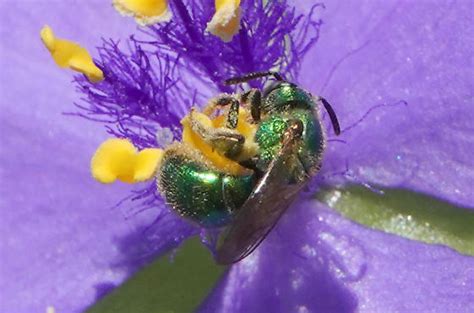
[40,25,103,83]
[206,0,242,42]
[113,0,172,26]
[91,138,163,184]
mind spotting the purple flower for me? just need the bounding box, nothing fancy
[1,1,473,313]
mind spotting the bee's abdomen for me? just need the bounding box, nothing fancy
[158,152,255,227]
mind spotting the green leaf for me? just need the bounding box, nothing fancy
[317,186,474,256]
[87,237,225,313]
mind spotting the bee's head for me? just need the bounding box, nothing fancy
[224,71,341,136]
[224,71,315,114]
[261,82,314,113]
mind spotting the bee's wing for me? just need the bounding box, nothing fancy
[216,124,309,264]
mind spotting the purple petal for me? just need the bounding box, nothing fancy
[0,2,194,312]
[199,2,474,311]
[298,0,474,208]
[199,200,474,313]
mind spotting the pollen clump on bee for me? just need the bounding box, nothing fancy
[206,0,242,42]
[113,0,172,26]
[40,25,103,83]
[210,109,259,162]
[181,111,245,176]
[91,138,164,183]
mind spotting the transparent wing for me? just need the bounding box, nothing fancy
[216,123,309,264]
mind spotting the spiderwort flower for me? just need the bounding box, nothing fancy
[1,1,474,313]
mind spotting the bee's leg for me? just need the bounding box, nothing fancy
[282,119,309,183]
[241,88,262,123]
[203,94,240,129]
[220,96,240,129]
[238,157,263,177]
[189,111,245,158]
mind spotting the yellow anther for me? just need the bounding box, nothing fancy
[91,138,163,184]
[40,25,103,83]
[134,148,164,181]
[206,0,242,42]
[113,0,172,26]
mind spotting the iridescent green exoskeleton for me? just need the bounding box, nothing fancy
[210,71,341,264]
[158,144,256,228]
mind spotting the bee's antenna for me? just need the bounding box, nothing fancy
[319,97,341,136]
[224,71,284,85]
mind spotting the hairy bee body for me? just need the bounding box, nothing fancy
[158,82,326,228]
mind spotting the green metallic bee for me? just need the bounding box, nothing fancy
[211,71,340,264]
[91,71,340,264]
